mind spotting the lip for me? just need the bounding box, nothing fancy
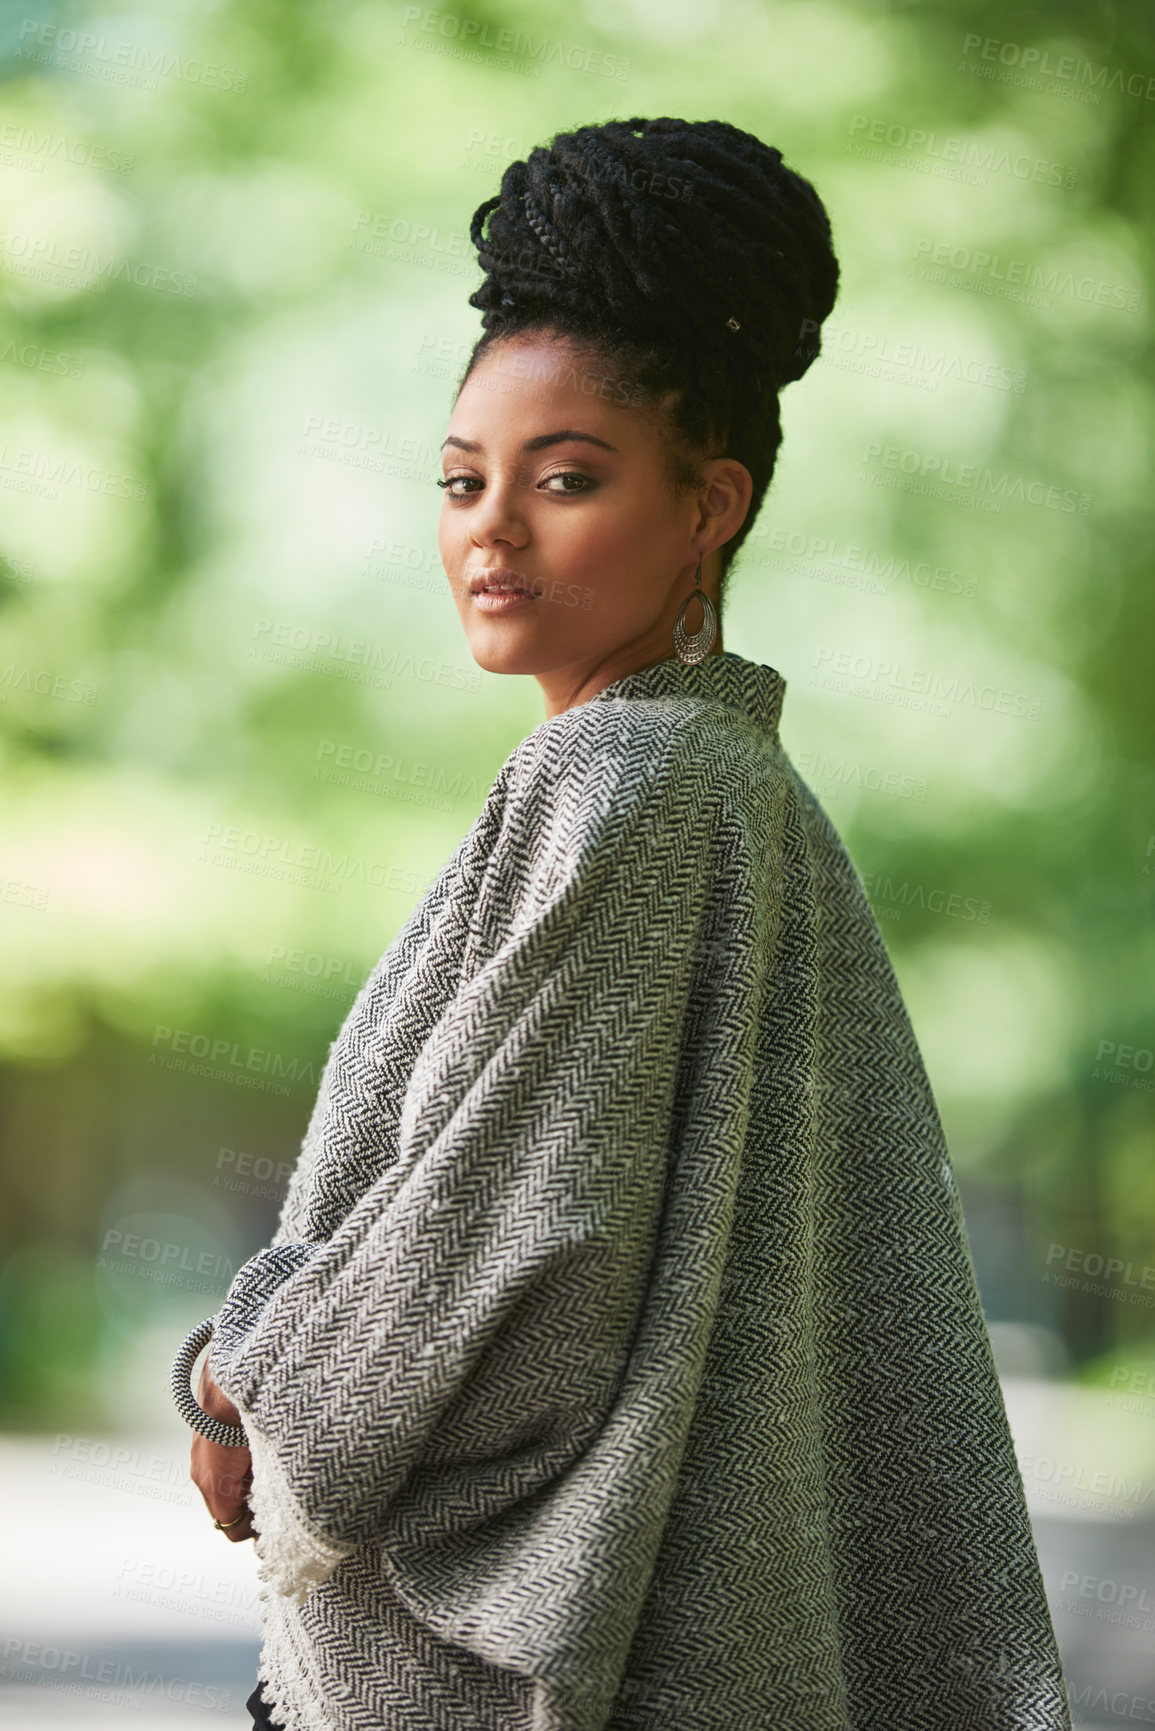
[472,588,536,614]
[467,568,538,597]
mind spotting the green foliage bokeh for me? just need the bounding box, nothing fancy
[0,0,1152,1426]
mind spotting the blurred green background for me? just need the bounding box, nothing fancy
[0,0,1152,1462]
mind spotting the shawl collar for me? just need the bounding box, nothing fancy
[582,649,786,742]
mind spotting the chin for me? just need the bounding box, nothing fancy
[464,630,548,677]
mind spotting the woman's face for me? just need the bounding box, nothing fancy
[437,331,751,717]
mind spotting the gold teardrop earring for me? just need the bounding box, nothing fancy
[672,555,717,665]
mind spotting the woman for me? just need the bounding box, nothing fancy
[172,118,1073,1730]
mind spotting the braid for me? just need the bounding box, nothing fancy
[520,185,572,278]
[462,117,841,590]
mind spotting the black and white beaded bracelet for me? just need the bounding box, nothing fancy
[171,1316,247,1448]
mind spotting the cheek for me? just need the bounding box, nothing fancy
[555,495,676,592]
[437,510,464,577]
[552,489,660,555]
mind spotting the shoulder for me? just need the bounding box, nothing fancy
[460,683,793,947]
[522,680,776,775]
[499,685,786,849]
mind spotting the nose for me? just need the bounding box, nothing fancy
[466,462,530,551]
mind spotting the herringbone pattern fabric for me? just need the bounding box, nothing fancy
[205,650,1072,1731]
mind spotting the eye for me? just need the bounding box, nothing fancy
[541,470,594,493]
[436,469,595,498]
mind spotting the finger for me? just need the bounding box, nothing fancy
[190,1432,252,1497]
[216,1507,258,1543]
[194,1458,258,1541]
[197,1359,236,1410]
[196,1358,243,1426]
[190,1434,254,1527]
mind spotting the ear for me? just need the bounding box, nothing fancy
[695,458,754,555]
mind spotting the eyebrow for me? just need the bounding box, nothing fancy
[440,429,619,455]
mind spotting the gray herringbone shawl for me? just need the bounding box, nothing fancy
[206,650,1072,1731]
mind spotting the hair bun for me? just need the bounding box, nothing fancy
[468,117,839,388]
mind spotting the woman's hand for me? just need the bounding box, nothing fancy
[189,1357,258,1542]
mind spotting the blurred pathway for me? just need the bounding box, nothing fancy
[0,1429,261,1727]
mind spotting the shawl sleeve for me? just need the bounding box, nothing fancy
[207,722,730,1619]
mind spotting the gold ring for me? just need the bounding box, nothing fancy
[214,1511,247,1530]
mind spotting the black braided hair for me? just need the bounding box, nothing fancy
[459,116,840,593]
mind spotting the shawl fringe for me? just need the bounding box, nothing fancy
[244,1417,355,1608]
